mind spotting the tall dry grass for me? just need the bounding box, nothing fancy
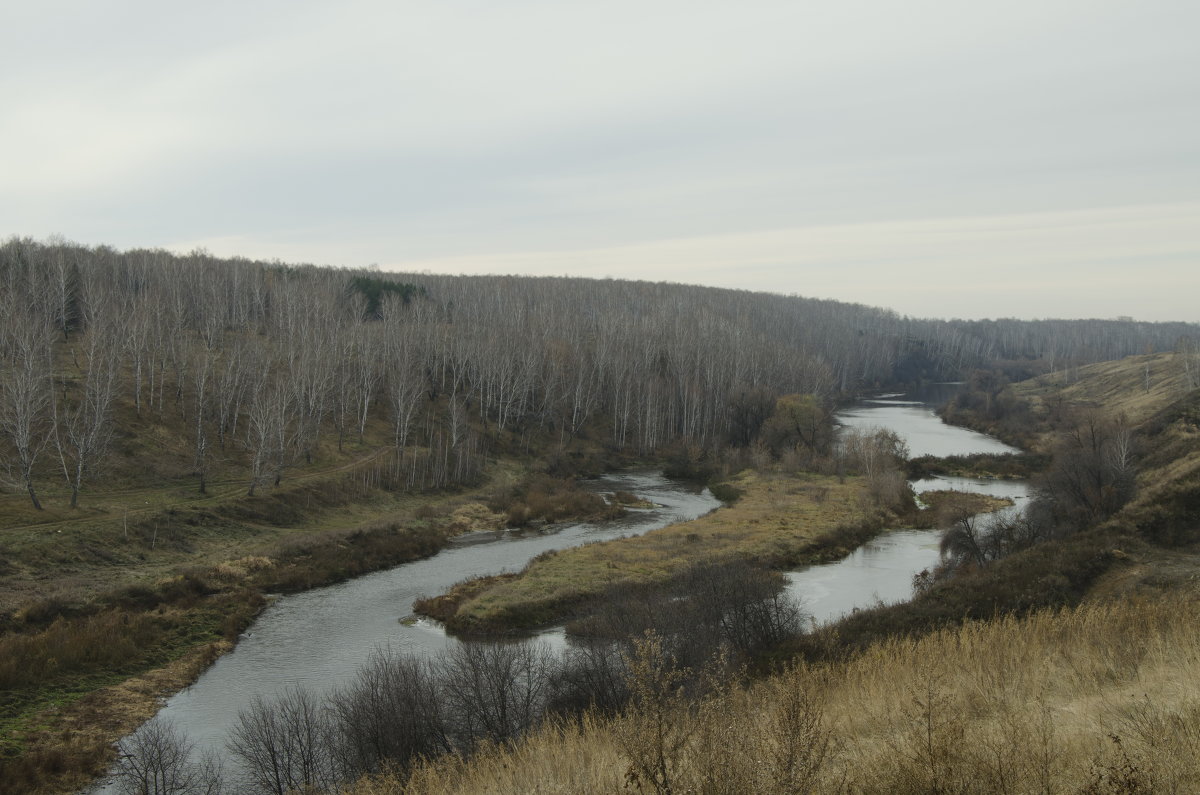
[352,596,1200,794]
[0,610,163,690]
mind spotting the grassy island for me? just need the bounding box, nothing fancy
[416,471,1011,633]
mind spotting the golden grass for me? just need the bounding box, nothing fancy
[355,595,1200,794]
[440,470,891,631]
[212,555,276,581]
[1017,352,1193,426]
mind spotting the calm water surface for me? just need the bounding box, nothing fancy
[787,384,1027,624]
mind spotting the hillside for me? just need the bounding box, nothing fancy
[357,597,1200,794]
[1016,350,1198,427]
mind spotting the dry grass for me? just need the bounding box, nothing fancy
[1017,352,1193,428]
[0,638,233,795]
[915,490,1014,526]
[212,555,275,581]
[0,610,164,690]
[488,474,625,528]
[353,595,1200,794]
[436,470,895,632]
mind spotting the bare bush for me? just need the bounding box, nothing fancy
[328,646,449,778]
[615,632,694,795]
[676,560,803,657]
[438,639,558,747]
[1035,411,1137,532]
[114,717,222,795]
[549,639,630,717]
[570,560,804,673]
[226,686,334,795]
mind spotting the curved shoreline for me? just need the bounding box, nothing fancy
[414,473,1013,635]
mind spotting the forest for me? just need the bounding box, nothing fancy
[3,236,1200,794]
[1,235,1196,514]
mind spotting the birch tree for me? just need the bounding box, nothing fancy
[54,311,121,508]
[0,298,55,508]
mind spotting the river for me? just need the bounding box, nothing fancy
[91,383,1025,791]
[786,384,1026,624]
[89,473,719,792]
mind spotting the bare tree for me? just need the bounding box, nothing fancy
[549,640,631,718]
[114,716,222,795]
[1179,336,1200,389]
[226,686,333,795]
[54,301,122,508]
[1035,411,1137,530]
[385,342,424,453]
[438,639,558,747]
[189,348,214,494]
[327,646,449,778]
[212,338,252,450]
[938,511,989,571]
[43,237,78,341]
[244,371,296,496]
[0,297,54,508]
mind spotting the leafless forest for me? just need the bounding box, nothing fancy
[1,236,1196,510]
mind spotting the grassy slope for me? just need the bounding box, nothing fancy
[0,468,516,794]
[8,352,1196,791]
[361,596,1200,794]
[0,408,463,612]
[0,371,533,793]
[1019,352,1200,588]
[1014,351,1194,437]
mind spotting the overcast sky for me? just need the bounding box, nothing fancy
[3,1,1197,321]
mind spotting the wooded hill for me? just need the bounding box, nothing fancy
[2,236,1197,516]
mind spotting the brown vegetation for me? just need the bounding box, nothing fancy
[486,474,624,528]
[353,596,1200,794]
[3,242,1197,792]
[359,356,1200,794]
[419,467,910,634]
[0,505,487,794]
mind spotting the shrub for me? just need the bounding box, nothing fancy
[0,611,165,690]
[707,482,743,504]
[488,475,619,528]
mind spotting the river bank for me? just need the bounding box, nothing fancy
[348,367,1200,792]
[78,471,720,794]
[417,471,1011,634]
[0,464,630,795]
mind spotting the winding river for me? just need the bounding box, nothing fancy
[787,385,1027,624]
[92,383,1026,791]
[90,473,720,791]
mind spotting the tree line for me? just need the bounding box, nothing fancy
[2,236,1197,509]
